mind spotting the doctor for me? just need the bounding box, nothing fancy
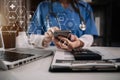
[28,0,98,51]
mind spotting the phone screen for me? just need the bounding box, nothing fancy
[54,30,71,39]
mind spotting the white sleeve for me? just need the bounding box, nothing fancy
[29,34,45,48]
[79,34,94,47]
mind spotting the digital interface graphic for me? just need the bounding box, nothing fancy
[1,0,35,32]
[1,0,78,34]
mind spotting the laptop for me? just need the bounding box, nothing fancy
[49,48,120,72]
[0,31,53,70]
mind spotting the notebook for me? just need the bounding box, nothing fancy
[0,31,53,70]
[49,48,120,72]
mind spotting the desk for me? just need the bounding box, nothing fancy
[0,47,120,80]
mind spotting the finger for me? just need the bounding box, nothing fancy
[53,36,72,50]
[51,27,59,30]
[58,36,70,45]
[44,33,52,43]
[67,40,81,49]
[60,43,68,49]
[54,39,72,51]
[48,28,54,34]
[60,43,72,51]
[45,32,52,38]
[55,41,62,49]
[43,41,48,46]
[70,34,76,41]
[59,39,73,50]
[54,40,67,50]
[48,27,60,33]
[57,42,62,49]
[53,38,61,48]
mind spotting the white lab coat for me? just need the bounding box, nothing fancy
[16,31,93,48]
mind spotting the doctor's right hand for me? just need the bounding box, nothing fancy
[42,27,60,47]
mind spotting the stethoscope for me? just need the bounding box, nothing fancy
[46,0,87,31]
[46,12,62,30]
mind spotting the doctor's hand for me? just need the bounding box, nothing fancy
[42,27,60,47]
[53,34,84,51]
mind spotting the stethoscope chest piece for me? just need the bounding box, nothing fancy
[79,22,86,31]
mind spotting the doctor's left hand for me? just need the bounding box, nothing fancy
[53,34,84,51]
[42,27,60,47]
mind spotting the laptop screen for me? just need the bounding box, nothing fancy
[0,31,16,50]
[2,31,16,49]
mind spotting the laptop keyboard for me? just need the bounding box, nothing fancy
[10,48,53,57]
[0,51,34,62]
[71,49,102,60]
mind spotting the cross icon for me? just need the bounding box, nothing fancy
[10,4,16,9]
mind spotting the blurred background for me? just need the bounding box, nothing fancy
[0,0,120,47]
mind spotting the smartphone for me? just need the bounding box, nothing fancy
[54,30,71,40]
